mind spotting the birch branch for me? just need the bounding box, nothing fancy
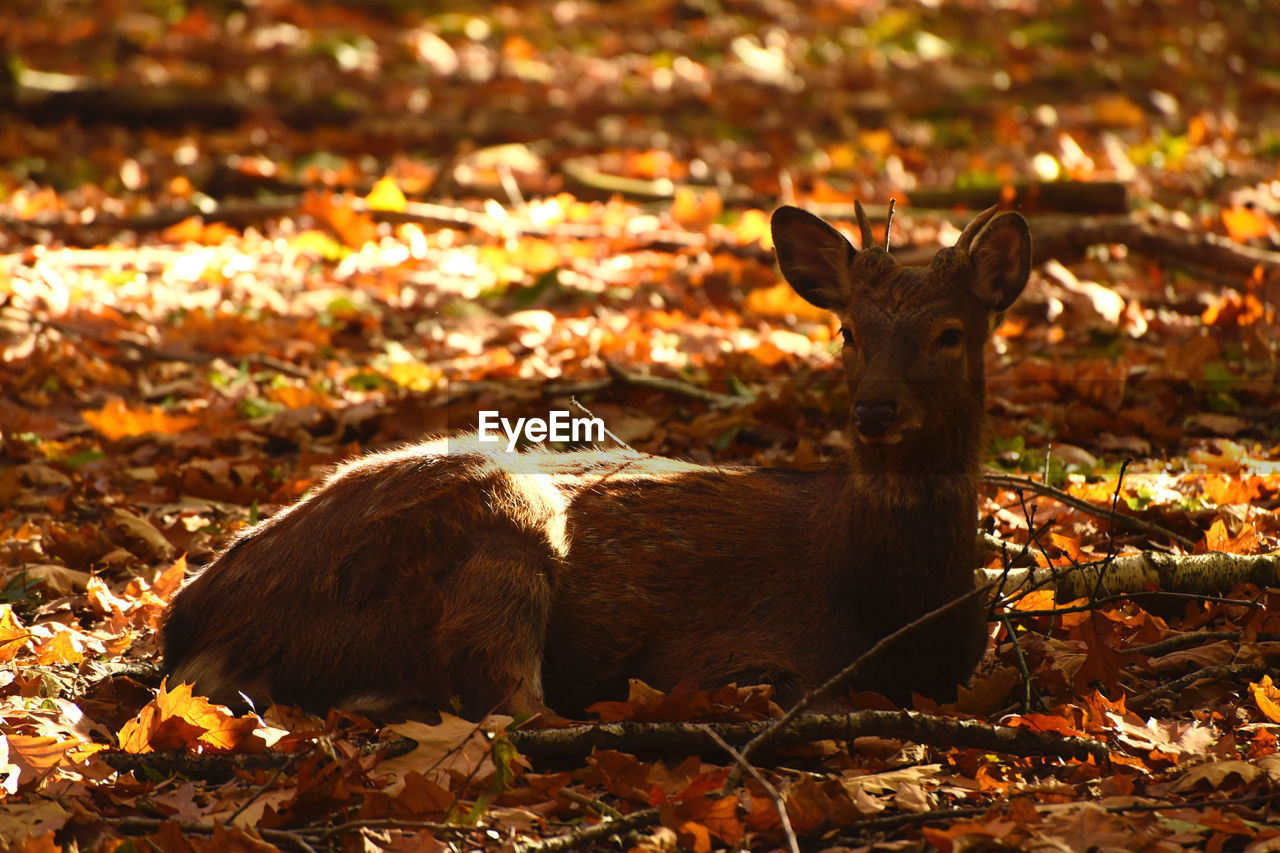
[976,549,1279,600]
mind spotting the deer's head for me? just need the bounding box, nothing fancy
[772,203,1030,476]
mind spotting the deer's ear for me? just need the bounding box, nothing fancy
[968,211,1031,311]
[771,206,854,312]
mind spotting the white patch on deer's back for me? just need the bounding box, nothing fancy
[494,460,570,559]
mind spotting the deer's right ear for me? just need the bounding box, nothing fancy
[968,211,1031,311]
[771,206,854,312]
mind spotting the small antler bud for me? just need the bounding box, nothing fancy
[854,200,875,250]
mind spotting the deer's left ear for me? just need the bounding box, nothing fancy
[969,212,1031,311]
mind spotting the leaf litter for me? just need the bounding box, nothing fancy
[1,0,1279,850]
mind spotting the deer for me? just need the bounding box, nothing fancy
[162,202,1031,720]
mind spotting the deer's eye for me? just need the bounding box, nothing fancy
[937,327,963,348]
[839,326,855,347]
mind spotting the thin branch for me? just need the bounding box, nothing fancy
[884,197,897,251]
[836,789,1280,842]
[226,766,288,827]
[1000,614,1035,715]
[568,396,635,452]
[506,711,1107,764]
[1128,663,1274,709]
[981,471,1195,549]
[557,788,624,821]
[1003,588,1261,619]
[107,817,320,853]
[1090,458,1132,601]
[514,807,660,853]
[603,358,753,407]
[311,818,469,841]
[728,584,993,785]
[1124,631,1280,657]
[701,726,800,853]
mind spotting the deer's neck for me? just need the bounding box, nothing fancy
[829,413,985,603]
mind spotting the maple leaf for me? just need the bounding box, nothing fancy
[117,679,265,754]
[379,715,513,792]
[0,606,32,663]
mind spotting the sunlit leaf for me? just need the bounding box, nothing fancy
[366,175,407,212]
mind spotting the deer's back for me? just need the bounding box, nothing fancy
[162,439,849,715]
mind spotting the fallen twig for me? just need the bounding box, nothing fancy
[1124,631,1280,657]
[36,314,311,380]
[603,359,753,407]
[510,709,1108,766]
[514,807,660,853]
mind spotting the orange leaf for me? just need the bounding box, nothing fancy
[118,679,266,754]
[686,795,742,847]
[1012,589,1056,611]
[1049,531,1082,561]
[1222,204,1271,243]
[1091,94,1146,128]
[152,555,189,600]
[1204,520,1262,554]
[1251,675,1280,724]
[160,216,206,243]
[670,187,721,229]
[5,735,79,789]
[83,397,201,441]
[676,820,712,853]
[743,282,830,322]
[0,604,32,663]
[33,630,84,665]
[1203,474,1263,506]
[302,190,377,248]
[1005,714,1084,737]
[922,821,1000,852]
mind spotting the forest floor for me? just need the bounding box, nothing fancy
[2,0,1279,850]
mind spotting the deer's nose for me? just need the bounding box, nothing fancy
[854,400,897,438]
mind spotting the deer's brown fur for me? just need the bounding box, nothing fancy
[163,203,1031,718]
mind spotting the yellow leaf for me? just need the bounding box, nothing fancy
[732,208,770,246]
[743,282,829,322]
[366,175,407,212]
